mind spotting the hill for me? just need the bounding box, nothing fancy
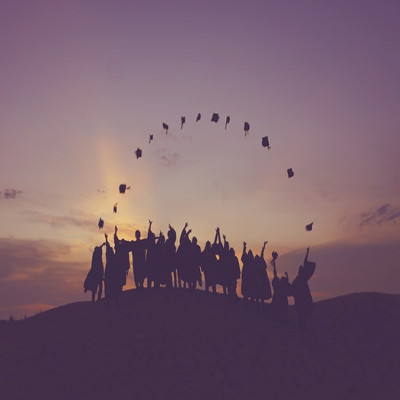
[0,290,399,400]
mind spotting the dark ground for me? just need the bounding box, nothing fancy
[1,289,399,400]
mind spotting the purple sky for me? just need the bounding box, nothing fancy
[1,0,400,319]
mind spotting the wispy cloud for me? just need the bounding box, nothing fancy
[0,237,88,319]
[155,148,180,167]
[0,189,22,199]
[359,204,400,227]
[23,210,96,230]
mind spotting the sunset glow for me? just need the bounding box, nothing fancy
[1,0,399,319]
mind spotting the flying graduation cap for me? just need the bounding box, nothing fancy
[181,116,186,130]
[98,218,104,229]
[262,136,270,149]
[113,203,118,213]
[225,116,230,129]
[244,121,250,136]
[119,184,131,194]
[287,168,294,178]
[305,222,313,231]
[211,113,220,123]
[135,147,142,159]
[149,134,153,144]
[196,113,201,122]
[162,123,169,134]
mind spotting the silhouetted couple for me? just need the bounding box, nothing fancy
[241,241,272,304]
[201,227,240,297]
[270,247,316,326]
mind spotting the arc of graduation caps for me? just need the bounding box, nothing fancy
[159,113,296,180]
[100,114,306,232]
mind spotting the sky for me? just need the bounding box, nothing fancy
[1,0,399,319]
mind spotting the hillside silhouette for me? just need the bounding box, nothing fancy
[1,290,399,400]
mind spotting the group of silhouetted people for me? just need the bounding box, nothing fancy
[84,222,316,326]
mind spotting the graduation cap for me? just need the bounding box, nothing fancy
[196,113,201,122]
[262,136,270,149]
[244,121,250,136]
[119,184,131,194]
[113,203,118,213]
[149,134,153,144]
[211,113,219,123]
[135,147,142,159]
[287,168,294,178]
[181,116,186,130]
[162,122,169,134]
[305,222,313,231]
[225,116,230,129]
[98,218,104,229]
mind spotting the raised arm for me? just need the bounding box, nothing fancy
[241,241,247,263]
[214,227,221,246]
[261,241,268,259]
[304,247,310,265]
[272,251,278,279]
[180,222,188,244]
[104,233,111,251]
[114,225,120,245]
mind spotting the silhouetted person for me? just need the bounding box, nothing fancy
[104,233,123,302]
[226,247,240,298]
[114,226,130,287]
[218,233,230,295]
[255,241,272,303]
[241,242,255,302]
[154,232,171,288]
[271,251,292,321]
[84,244,105,302]
[146,220,157,288]
[130,220,150,289]
[201,241,217,293]
[292,248,316,327]
[189,236,202,289]
[165,224,177,288]
[177,222,191,288]
[213,227,226,294]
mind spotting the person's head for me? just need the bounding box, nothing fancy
[94,246,102,255]
[135,230,141,240]
[229,247,235,257]
[248,250,254,260]
[168,227,176,242]
[192,236,197,245]
[205,240,211,250]
[158,234,165,245]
